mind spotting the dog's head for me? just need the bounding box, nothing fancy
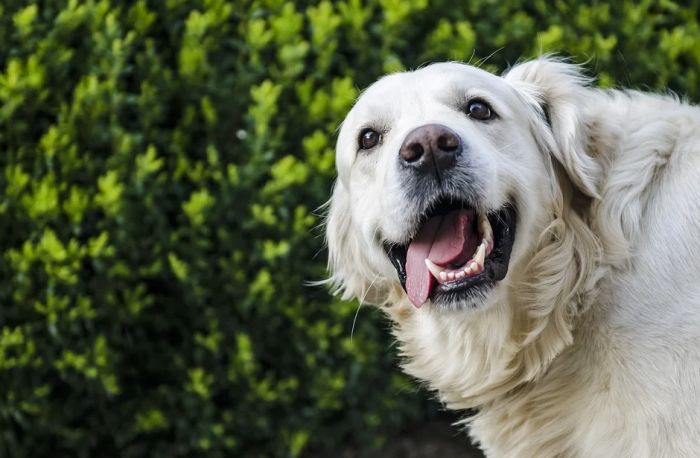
[327,59,600,320]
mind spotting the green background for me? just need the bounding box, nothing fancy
[1,0,699,456]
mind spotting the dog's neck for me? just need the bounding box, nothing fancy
[386,282,606,457]
[387,288,584,409]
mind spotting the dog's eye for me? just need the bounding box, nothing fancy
[466,100,495,121]
[359,128,381,150]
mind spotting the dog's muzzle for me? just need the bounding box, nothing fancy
[384,124,517,309]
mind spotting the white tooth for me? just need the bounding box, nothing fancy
[448,272,455,281]
[470,261,478,271]
[464,266,472,275]
[425,259,446,283]
[456,271,465,279]
[440,272,448,282]
[473,241,486,266]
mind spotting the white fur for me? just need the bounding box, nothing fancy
[325,58,700,457]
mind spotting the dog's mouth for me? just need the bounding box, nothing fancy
[384,198,516,308]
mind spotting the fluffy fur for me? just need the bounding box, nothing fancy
[325,58,700,457]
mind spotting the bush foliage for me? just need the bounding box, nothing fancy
[1,0,699,456]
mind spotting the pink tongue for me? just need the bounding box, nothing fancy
[405,209,477,308]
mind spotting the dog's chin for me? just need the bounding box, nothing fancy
[429,282,493,311]
[384,200,517,312]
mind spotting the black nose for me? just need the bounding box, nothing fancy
[399,124,462,175]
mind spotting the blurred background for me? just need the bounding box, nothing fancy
[1,1,699,457]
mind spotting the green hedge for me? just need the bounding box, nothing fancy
[1,1,698,457]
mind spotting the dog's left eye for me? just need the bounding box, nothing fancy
[466,100,495,121]
[359,128,381,150]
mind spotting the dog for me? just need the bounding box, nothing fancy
[324,58,700,457]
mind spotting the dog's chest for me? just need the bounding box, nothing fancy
[470,338,700,458]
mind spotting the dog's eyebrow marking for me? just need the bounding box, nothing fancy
[464,89,497,106]
[438,82,473,109]
[357,120,391,137]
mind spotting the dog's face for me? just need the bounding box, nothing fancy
[327,60,599,314]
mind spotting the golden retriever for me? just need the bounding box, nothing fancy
[325,58,700,457]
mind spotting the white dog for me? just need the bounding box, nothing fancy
[325,58,700,457]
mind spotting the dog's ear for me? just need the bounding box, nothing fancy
[504,58,601,198]
[324,181,386,304]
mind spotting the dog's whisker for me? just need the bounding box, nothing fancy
[474,47,504,69]
[494,142,516,154]
[351,273,381,343]
[349,301,363,344]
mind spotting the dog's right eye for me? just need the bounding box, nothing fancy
[359,128,381,150]
[466,99,495,121]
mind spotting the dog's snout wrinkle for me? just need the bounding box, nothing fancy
[399,124,462,181]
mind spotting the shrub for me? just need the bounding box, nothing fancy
[0,1,698,457]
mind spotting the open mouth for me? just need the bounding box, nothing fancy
[384,198,516,308]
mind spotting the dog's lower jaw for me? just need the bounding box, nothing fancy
[428,283,492,311]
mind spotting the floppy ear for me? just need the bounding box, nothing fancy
[324,180,387,304]
[504,58,601,198]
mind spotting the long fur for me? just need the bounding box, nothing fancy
[325,58,700,457]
